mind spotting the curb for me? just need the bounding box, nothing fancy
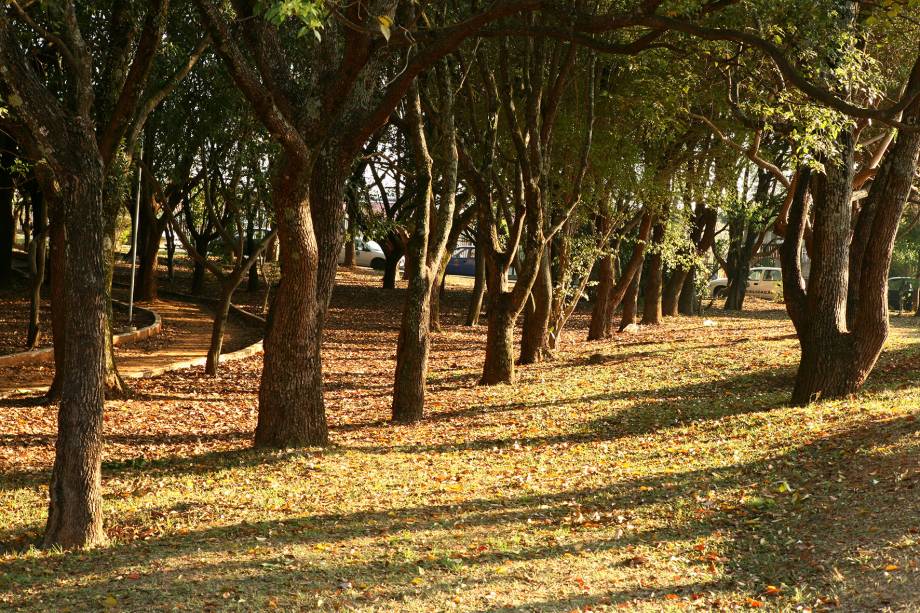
[0,301,161,368]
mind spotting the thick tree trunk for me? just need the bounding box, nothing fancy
[480,291,516,384]
[678,268,697,316]
[519,249,552,364]
[588,252,614,339]
[619,264,642,331]
[136,218,162,302]
[723,231,756,312]
[256,152,344,448]
[392,265,433,423]
[43,160,108,549]
[662,269,689,317]
[641,222,665,325]
[382,247,402,289]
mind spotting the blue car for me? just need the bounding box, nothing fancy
[445,247,476,277]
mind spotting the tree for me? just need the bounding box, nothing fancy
[0,0,205,548]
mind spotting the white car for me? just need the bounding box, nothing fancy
[338,238,386,270]
[709,266,782,299]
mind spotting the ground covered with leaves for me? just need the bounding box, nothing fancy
[1,269,919,612]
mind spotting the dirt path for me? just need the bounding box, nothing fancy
[0,298,261,399]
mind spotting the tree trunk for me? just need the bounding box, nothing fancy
[465,235,486,326]
[246,225,260,292]
[429,263,447,332]
[136,217,162,302]
[678,268,697,316]
[662,269,689,317]
[382,247,402,289]
[619,263,642,331]
[723,229,756,312]
[205,281,235,376]
[588,252,614,340]
[43,160,108,549]
[26,180,47,349]
[641,222,665,325]
[600,212,653,338]
[47,219,66,401]
[392,264,433,423]
[102,215,127,398]
[480,291,516,384]
[190,235,209,295]
[0,141,14,289]
[165,225,176,282]
[255,152,344,448]
[519,249,551,364]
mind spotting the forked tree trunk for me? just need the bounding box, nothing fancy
[392,75,458,422]
[598,212,653,338]
[519,249,552,364]
[256,160,326,446]
[782,71,920,403]
[480,291,516,384]
[382,245,403,289]
[44,160,109,549]
[255,152,345,447]
[641,222,665,325]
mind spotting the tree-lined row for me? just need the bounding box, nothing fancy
[0,0,918,549]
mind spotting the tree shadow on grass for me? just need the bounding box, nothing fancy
[1,415,918,611]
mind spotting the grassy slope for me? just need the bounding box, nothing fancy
[1,269,919,612]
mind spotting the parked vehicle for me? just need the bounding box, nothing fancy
[888,277,917,311]
[708,266,783,299]
[445,246,476,277]
[338,238,386,270]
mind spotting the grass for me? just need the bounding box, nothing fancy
[1,270,919,612]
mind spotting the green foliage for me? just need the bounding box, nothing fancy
[256,0,327,38]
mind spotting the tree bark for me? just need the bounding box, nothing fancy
[465,230,487,326]
[0,139,15,289]
[641,222,665,325]
[619,263,642,331]
[43,159,108,549]
[519,249,552,364]
[678,268,697,316]
[255,150,344,447]
[26,179,47,349]
[588,252,614,339]
[480,291,516,384]
[205,282,234,376]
